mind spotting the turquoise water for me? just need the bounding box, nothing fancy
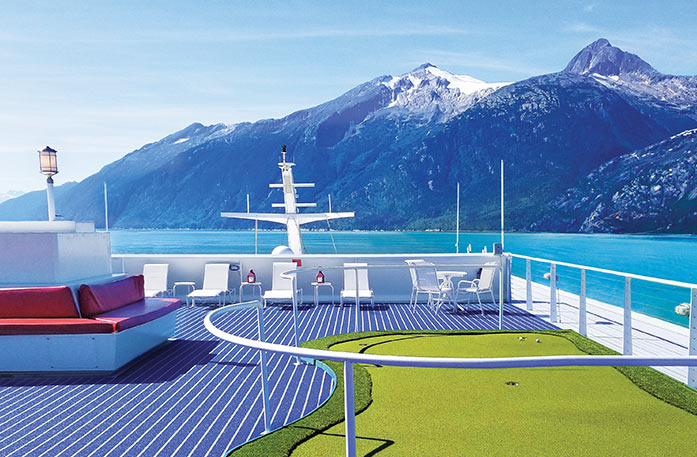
[110,230,697,327]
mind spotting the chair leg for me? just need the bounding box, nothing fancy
[340,295,343,306]
[477,291,484,315]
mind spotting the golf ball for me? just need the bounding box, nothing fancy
[536,338,541,343]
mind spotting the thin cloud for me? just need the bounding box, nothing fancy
[0,25,486,45]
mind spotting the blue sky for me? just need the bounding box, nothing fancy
[1,0,696,193]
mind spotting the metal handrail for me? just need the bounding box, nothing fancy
[510,252,697,391]
[510,253,697,290]
[204,302,697,457]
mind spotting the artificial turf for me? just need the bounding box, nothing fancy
[230,331,697,456]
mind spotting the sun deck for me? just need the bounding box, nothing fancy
[0,301,554,457]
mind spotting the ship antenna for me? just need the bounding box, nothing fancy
[281,144,287,164]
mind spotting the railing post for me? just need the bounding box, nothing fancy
[499,267,504,330]
[624,277,632,355]
[354,268,360,333]
[292,274,300,348]
[550,263,558,323]
[256,304,271,434]
[689,288,697,389]
[525,258,532,310]
[579,269,587,337]
[344,361,357,457]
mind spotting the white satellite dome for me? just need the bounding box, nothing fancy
[271,245,294,255]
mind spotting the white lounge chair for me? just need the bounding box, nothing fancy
[455,267,495,315]
[188,263,233,307]
[340,262,374,306]
[262,262,303,306]
[405,260,452,311]
[143,263,169,298]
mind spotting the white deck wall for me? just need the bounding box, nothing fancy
[112,253,511,304]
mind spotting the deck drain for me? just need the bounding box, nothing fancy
[505,381,519,386]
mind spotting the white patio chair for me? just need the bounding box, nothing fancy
[188,263,233,307]
[340,263,374,306]
[143,263,169,298]
[455,267,495,315]
[262,262,303,306]
[405,260,453,311]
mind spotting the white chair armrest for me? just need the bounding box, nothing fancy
[456,279,475,289]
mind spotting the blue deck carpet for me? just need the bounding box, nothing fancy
[0,302,556,457]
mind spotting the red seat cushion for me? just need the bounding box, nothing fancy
[79,275,145,317]
[0,287,78,318]
[0,318,114,335]
[93,298,181,332]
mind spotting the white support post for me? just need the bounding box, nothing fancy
[550,264,558,323]
[256,305,271,434]
[624,277,632,355]
[344,361,357,457]
[46,177,56,222]
[103,182,109,231]
[525,259,532,310]
[498,267,503,330]
[254,219,258,255]
[354,268,360,333]
[689,288,697,389]
[500,160,504,250]
[455,182,460,254]
[292,275,300,348]
[579,269,587,337]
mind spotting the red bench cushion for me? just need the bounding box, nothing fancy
[79,275,145,317]
[94,298,181,332]
[0,318,114,335]
[0,287,78,318]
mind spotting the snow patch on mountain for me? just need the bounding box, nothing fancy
[379,63,510,122]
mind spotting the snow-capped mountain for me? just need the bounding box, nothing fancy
[377,63,509,122]
[531,129,697,233]
[2,39,697,233]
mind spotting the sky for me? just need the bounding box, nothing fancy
[1,0,696,194]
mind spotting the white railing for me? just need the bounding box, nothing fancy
[510,253,697,388]
[204,301,697,457]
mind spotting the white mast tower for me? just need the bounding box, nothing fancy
[221,145,354,254]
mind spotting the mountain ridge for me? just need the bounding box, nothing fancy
[2,39,697,233]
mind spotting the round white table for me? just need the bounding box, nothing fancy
[436,271,468,290]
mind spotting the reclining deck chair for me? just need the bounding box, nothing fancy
[263,262,303,306]
[188,263,232,307]
[340,262,374,306]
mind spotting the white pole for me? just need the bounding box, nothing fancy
[525,259,532,310]
[689,288,697,388]
[46,177,56,222]
[328,194,332,213]
[550,264,558,323]
[255,220,258,255]
[256,305,271,434]
[500,160,504,250]
[455,182,460,254]
[246,193,250,213]
[344,361,357,457]
[579,269,587,336]
[103,182,109,232]
[624,277,632,355]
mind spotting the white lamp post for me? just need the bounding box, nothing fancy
[38,146,58,222]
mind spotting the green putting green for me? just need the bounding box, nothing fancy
[290,333,697,457]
